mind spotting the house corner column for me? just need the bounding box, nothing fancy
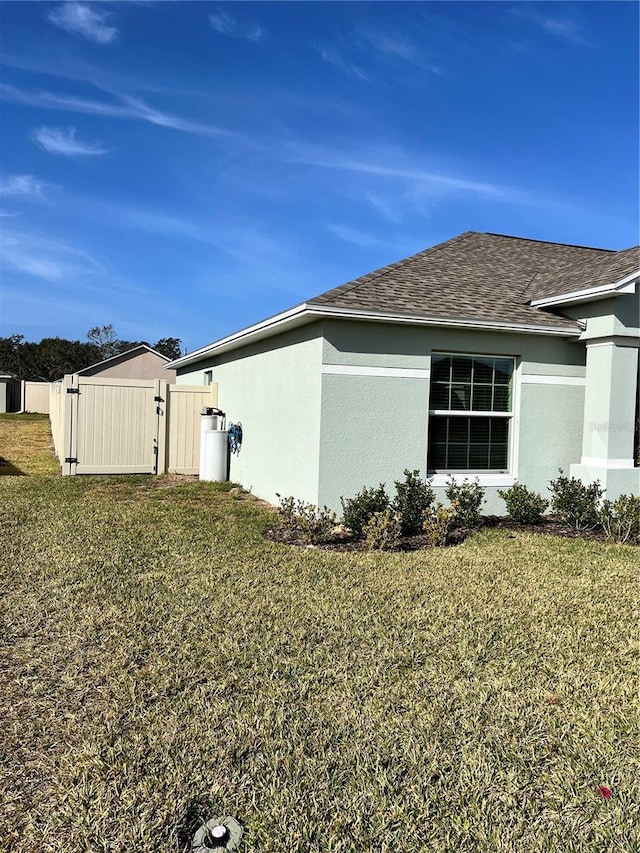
[570,325,639,499]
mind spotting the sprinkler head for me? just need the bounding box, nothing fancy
[192,816,243,851]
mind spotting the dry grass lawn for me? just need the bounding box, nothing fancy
[0,413,59,476]
[1,466,638,852]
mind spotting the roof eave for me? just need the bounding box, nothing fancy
[168,304,580,369]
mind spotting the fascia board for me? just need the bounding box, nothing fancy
[166,304,311,368]
[306,304,579,336]
[168,304,580,369]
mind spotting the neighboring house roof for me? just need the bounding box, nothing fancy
[168,231,635,369]
[77,344,170,376]
[527,245,640,305]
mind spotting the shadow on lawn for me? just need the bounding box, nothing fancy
[0,458,25,476]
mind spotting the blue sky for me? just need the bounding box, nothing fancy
[0,1,638,352]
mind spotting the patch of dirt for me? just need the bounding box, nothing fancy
[266,515,622,551]
[265,525,467,551]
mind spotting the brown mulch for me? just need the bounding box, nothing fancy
[266,515,614,551]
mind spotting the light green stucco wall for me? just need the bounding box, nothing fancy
[177,325,323,506]
[561,292,639,328]
[177,305,637,515]
[318,374,429,510]
[517,383,584,495]
[319,320,587,514]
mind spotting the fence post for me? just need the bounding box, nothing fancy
[61,374,77,475]
[155,378,168,475]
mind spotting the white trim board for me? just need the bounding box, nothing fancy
[580,456,636,469]
[322,364,431,379]
[521,374,586,386]
[430,474,515,488]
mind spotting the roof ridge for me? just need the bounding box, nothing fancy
[312,231,477,305]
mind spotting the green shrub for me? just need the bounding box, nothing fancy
[548,470,603,530]
[363,508,403,551]
[422,503,456,547]
[497,483,549,524]
[598,494,640,544]
[445,477,485,528]
[392,469,435,536]
[341,484,389,539]
[277,495,337,544]
[277,495,299,532]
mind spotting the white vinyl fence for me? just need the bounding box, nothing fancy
[22,381,50,413]
[49,375,217,475]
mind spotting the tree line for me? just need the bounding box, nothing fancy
[0,325,182,382]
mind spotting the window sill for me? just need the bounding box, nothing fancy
[429,474,515,488]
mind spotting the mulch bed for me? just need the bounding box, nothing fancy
[266,515,612,551]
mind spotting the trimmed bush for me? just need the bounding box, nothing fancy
[276,495,337,544]
[363,508,403,551]
[497,483,548,524]
[393,469,435,536]
[548,470,603,530]
[341,484,389,539]
[598,494,640,544]
[422,503,456,547]
[445,477,485,528]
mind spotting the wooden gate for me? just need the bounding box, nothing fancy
[55,375,217,476]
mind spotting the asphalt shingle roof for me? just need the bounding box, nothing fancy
[308,231,619,331]
[527,244,640,302]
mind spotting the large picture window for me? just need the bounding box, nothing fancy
[428,354,514,472]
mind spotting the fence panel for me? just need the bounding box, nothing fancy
[166,384,218,474]
[48,375,217,476]
[22,381,50,413]
[49,381,65,458]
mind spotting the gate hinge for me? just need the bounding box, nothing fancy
[65,457,78,464]
[66,388,80,394]
[154,395,163,402]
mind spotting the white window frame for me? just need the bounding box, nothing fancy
[203,369,213,386]
[427,352,517,486]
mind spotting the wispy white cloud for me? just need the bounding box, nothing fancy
[1,229,103,281]
[325,222,384,249]
[209,9,263,42]
[355,23,444,75]
[33,126,108,157]
[0,174,50,202]
[286,142,515,200]
[48,2,118,44]
[316,46,370,82]
[362,192,403,224]
[510,6,589,46]
[0,83,236,140]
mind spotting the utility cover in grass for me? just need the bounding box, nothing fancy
[192,816,243,851]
